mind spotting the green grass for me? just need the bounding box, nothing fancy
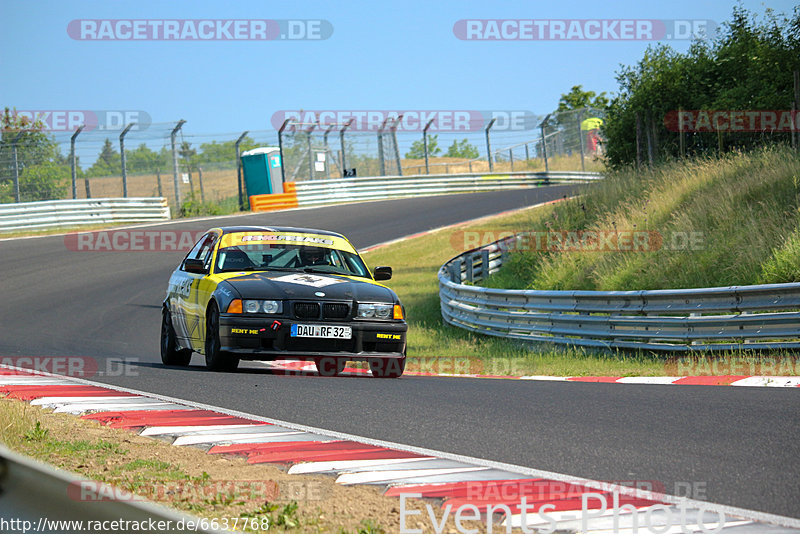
[363,147,800,376]
[486,146,800,291]
[362,208,670,376]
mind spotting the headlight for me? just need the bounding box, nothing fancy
[241,299,282,314]
[357,303,394,319]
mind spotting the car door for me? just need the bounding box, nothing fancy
[171,232,218,349]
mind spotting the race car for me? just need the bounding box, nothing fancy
[161,226,407,378]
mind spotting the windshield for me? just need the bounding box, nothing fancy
[215,242,370,278]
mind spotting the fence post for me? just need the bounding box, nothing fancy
[509,149,514,171]
[678,108,685,158]
[525,143,530,162]
[305,122,317,181]
[392,115,403,176]
[322,124,334,179]
[170,119,186,206]
[423,118,434,174]
[377,117,389,176]
[198,167,205,204]
[70,125,84,199]
[339,119,352,176]
[634,112,643,168]
[119,122,135,198]
[793,70,799,152]
[11,132,23,203]
[577,110,585,172]
[156,169,163,197]
[540,114,551,172]
[485,118,496,172]
[235,130,249,210]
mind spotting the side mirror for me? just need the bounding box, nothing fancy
[184,258,207,274]
[373,266,392,281]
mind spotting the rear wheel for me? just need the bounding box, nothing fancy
[314,357,346,377]
[205,302,239,372]
[161,306,192,366]
[369,356,405,378]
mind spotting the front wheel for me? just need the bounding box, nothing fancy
[161,306,192,366]
[205,302,239,372]
[369,356,405,378]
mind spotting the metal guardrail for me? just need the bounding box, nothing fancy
[438,234,800,351]
[293,171,602,207]
[0,444,223,534]
[0,197,171,232]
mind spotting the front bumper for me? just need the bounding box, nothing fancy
[218,314,407,361]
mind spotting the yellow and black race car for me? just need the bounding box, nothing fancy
[161,226,407,378]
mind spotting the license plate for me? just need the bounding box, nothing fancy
[291,324,352,339]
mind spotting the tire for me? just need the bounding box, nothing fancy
[205,302,239,372]
[369,356,405,378]
[314,357,346,377]
[161,306,192,366]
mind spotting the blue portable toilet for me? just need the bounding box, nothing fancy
[241,147,284,196]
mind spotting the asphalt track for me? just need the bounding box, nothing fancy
[1,186,798,519]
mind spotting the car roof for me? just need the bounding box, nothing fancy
[216,226,346,239]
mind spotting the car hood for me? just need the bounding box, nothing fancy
[221,271,397,303]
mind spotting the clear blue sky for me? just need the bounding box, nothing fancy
[1,0,795,137]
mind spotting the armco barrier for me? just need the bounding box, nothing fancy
[0,197,171,233]
[291,171,602,207]
[0,444,223,534]
[438,234,800,351]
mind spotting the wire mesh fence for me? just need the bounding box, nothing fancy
[0,108,607,210]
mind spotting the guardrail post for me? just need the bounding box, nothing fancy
[170,119,186,206]
[377,117,390,176]
[339,119,353,176]
[11,132,23,203]
[423,118,435,174]
[465,255,475,283]
[392,115,403,176]
[485,118,496,172]
[448,259,461,283]
[119,122,135,198]
[481,250,490,280]
[235,130,250,209]
[540,114,551,172]
[69,125,85,199]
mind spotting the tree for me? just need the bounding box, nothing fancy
[557,85,609,112]
[86,139,121,177]
[0,108,68,202]
[444,139,479,158]
[405,134,441,159]
[198,137,258,166]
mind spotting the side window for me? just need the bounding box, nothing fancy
[182,233,217,271]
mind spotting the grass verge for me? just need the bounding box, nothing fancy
[2,396,494,533]
[361,179,800,377]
